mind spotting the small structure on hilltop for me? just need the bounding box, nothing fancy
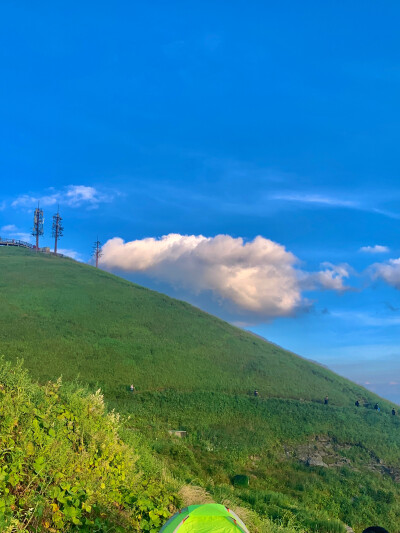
[0,206,66,256]
[0,238,34,249]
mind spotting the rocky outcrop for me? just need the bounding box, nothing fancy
[286,435,400,483]
[287,435,351,468]
[367,458,400,482]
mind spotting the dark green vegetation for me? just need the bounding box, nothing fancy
[1,247,400,532]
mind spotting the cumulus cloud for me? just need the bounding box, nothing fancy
[11,185,113,209]
[370,258,400,289]
[101,234,301,317]
[64,185,108,207]
[301,262,352,292]
[100,234,351,318]
[359,244,389,253]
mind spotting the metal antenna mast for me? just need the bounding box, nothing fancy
[93,237,102,268]
[32,203,44,251]
[52,205,63,254]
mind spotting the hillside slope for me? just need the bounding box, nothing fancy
[1,247,400,532]
[0,247,380,405]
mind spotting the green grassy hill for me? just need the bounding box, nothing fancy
[0,247,378,403]
[1,247,400,532]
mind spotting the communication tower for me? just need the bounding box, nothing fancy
[32,205,44,250]
[93,238,102,268]
[52,206,63,254]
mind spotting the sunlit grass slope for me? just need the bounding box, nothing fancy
[2,247,400,532]
[0,247,380,405]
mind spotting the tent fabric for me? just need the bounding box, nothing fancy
[160,504,250,533]
[175,516,238,533]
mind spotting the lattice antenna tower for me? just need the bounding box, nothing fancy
[32,203,44,250]
[93,237,102,268]
[52,205,63,254]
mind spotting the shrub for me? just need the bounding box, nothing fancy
[0,359,177,531]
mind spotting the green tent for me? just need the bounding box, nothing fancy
[159,504,250,533]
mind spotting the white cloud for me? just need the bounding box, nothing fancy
[359,244,389,254]
[57,248,83,261]
[301,262,351,292]
[100,234,351,318]
[1,224,18,232]
[331,310,400,327]
[370,258,400,289]
[11,185,113,209]
[0,224,33,243]
[64,185,107,207]
[13,233,33,242]
[272,192,400,220]
[272,193,359,208]
[370,208,400,220]
[12,194,58,208]
[101,234,301,317]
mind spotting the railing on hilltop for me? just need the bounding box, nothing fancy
[0,238,70,259]
[0,238,35,249]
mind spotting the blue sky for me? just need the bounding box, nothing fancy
[1,1,400,402]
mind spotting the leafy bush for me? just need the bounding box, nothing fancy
[0,359,177,532]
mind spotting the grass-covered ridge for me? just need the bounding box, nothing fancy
[1,247,400,532]
[0,248,382,405]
